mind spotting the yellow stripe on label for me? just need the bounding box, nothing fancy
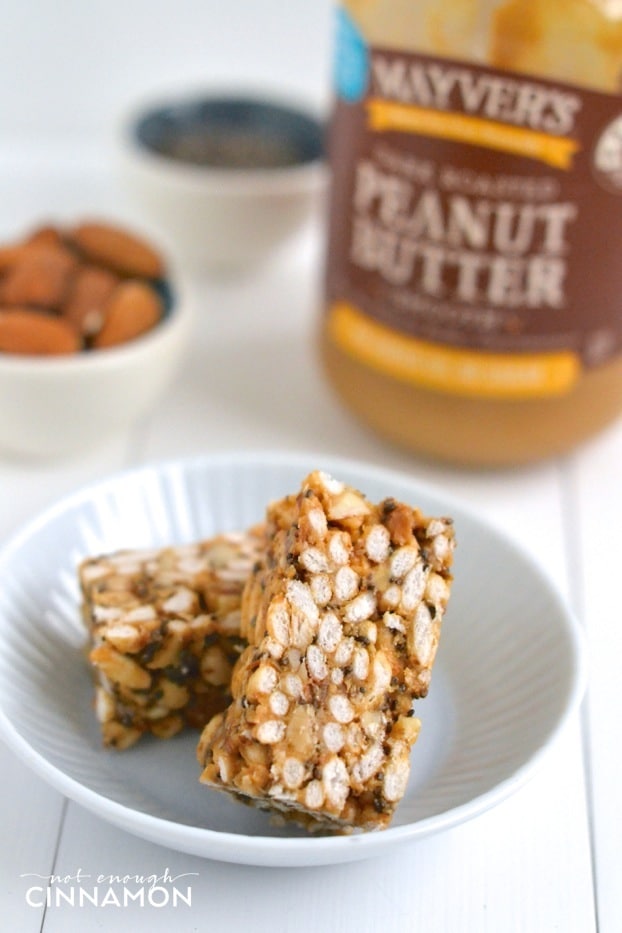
[328,302,580,399]
[366,99,580,170]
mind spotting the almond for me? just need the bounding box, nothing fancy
[0,226,65,275]
[92,281,162,349]
[0,308,81,355]
[0,244,78,309]
[69,222,165,279]
[62,264,119,336]
[0,244,24,275]
[25,225,65,250]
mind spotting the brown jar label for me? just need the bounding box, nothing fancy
[326,30,622,398]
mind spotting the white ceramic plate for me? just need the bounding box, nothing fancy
[0,452,585,867]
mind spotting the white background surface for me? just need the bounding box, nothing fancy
[0,2,620,930]
[0,0,333,141]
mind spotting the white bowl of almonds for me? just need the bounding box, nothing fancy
[0,219,191,459]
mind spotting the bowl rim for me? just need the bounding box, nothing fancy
[118,85,329,194]
[0,273,191,374]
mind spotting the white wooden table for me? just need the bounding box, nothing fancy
[0,149,619,933]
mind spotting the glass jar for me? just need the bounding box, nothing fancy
[321,0,622,465]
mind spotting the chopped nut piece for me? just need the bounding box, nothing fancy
[198,470,455,832]
[80,529,264,749]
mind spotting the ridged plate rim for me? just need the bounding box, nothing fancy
[0,450,587,867]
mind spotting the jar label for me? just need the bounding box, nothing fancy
[326,19,622,398]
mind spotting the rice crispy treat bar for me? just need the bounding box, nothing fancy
[80,530,264,749]
[197,471,455,831]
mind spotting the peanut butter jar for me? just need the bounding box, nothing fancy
[321,1,622,465]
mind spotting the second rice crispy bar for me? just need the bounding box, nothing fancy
[197,471,455,831]
[80,530,264,749]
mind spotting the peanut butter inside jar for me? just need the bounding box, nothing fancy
[321,0,622,465]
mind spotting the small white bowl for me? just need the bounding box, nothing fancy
[117,91,328,275]
[0,278,191,460]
